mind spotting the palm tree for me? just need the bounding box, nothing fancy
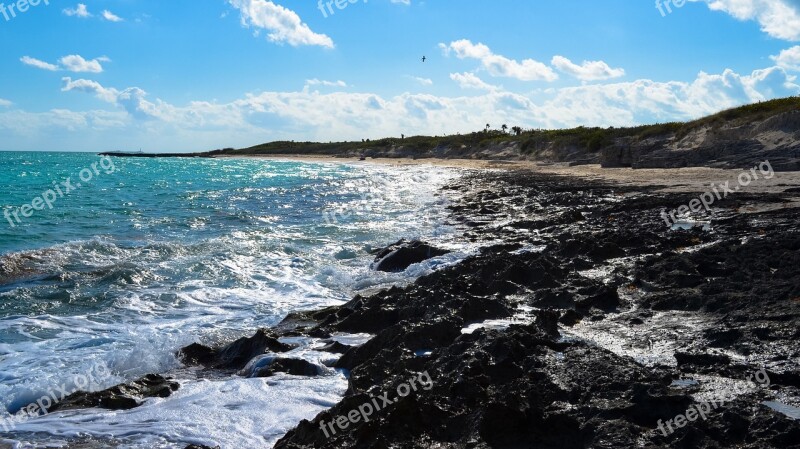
[511,126,522,136]
[501,124,508,134]
[485,124,491,133]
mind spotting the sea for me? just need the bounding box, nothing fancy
[0,152,467,448]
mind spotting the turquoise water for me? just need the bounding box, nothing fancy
[0,152,465,447]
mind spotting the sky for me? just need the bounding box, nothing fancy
[1,0,800,152]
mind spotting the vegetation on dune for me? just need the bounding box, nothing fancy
[208,96,799,157]
[675,96,800,138]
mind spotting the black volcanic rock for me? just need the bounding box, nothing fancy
[252,358,324,377]
[675,351,732,372]
[173,169,800,449]
[178,328,293,370]
[178,343,215,366]
[272,171,800,448]
[47,374,179,413]
[372,240,450,272]
[318,340,353,354]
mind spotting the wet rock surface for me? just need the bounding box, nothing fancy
[252,358,324,378]
[371,239,451,272]
[47,374,179,413]
[180,169,800,448]
[178,328,293,371]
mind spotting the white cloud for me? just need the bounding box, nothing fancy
[21,55,108,73]
[20,56,59,71]
[532,66,799,127]
[228,0,334,48]
[771,45,800,70]
[61,77,164,120]
[551,56,625,81]
[63,3,91,18]
[305,79,347,88]
[696,0,800,41]
[37,65,796,151]
[450,72,498,91]
[0,108,128,142]
[61,77,121,103]
[0,99,12,108]
[59,55,107,73]
[409,76,433,86]
[102,10,124,22]
[440,40,558,82]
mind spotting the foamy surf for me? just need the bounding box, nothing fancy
[0,155,470,447]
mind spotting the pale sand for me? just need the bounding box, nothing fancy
[219,155,800,194]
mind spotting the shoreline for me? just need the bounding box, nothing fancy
[10,160,799,448]
[264,169,800,448]
[220,154,800,195]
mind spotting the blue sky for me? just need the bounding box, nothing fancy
[1,0,800,152]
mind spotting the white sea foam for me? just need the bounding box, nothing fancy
[0,161,469,447]
[4,374,349,448]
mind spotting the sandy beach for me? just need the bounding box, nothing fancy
[220,154,800,195]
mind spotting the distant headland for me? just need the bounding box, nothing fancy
[101,96,800,171]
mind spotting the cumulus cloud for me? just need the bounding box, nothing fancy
[305,79,348,88]
[440,39,558,82]
[61,77,159,120]
[63,4,124,22]
[696,0,800,41]
[61,77,121,103]
[20,56,59,71]
[102,10,124,22]
[38,65,797,150]
[450,72,498,91]
[531,66,799,127]
[0,99,12,107]
[59,55,108,73]
[63,3,91,18]
[409,76,433,86]
[228,0,334,48]
[771,45,800,70]
[551,56,625,81]
[21,55,109,73]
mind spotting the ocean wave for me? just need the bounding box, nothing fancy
[0,158,467,447]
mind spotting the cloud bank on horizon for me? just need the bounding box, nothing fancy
[1,0,799,151]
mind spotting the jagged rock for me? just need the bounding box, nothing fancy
[178,343,215,366]
[318,341,352,353]
[178,329,293,370]
[675,352,732,368]
[183,169,800,448]
[252,358,324,377]
[559,309,584,326]
[47,374,179,413]
[372,240,450,272]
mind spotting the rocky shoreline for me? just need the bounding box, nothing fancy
[56,168,800,448]
[268,169,800,448]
